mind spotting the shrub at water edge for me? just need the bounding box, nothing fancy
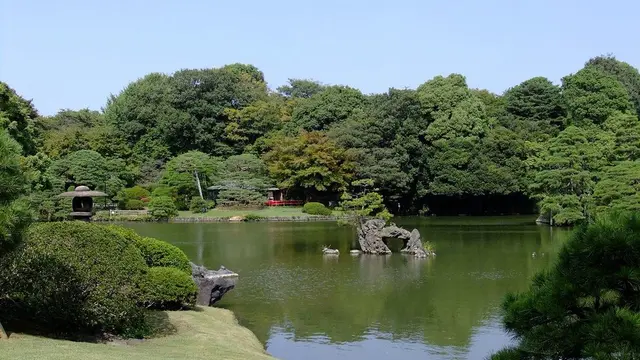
[0,222,148,335]
[302,202,332,216]
[189,196,209,213]
[148,196,178,220]
[136,236,192,274]
[142,267,198,310]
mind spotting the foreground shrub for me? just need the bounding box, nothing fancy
[142,267,198,310]
[491,213,640,359]
[148,196,178,220]
[105,224,144,243]
[136,237,191,274]
[302,202,332,216]
[189,196,208,213]
[0,222,147,335]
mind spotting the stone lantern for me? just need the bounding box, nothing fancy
[58,185,108,221]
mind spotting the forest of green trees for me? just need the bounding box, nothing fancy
[2,55,640,225]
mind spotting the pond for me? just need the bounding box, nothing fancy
[124,216,570,360]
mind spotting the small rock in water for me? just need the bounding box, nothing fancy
[350,249,361,255]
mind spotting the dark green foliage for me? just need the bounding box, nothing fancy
[0,129,31,251]
[142,267,197,310]
[0,81,39,155]
[116,186,151,209]
[302,202,332,216]
[493,213,640,359]
[159,151,219,210]
[135,236,191,274]
[288,85,365,132]
[148,196,178,220]
[0,222,147,335]
[217,188,264,208]
[189,196,208,213]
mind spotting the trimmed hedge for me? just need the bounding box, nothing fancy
[0,222,148,335]
[136,237,192,274]
[189,196,208,213]
[302,202,332,216]
[142,267,198,310]
[105,224,144,243]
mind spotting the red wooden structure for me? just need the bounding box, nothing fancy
[265,200,304,207]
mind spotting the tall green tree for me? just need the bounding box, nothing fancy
[586,55,640,117]
[159,151,220,208]
[287,86,366,132]
[562,67,634,126]
[263,131,354,199]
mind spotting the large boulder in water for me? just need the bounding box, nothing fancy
[191,263,238,306]
[357,219,428,257]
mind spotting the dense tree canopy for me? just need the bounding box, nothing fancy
[1,56,639,222]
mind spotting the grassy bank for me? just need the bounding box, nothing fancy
[1,307,275,360]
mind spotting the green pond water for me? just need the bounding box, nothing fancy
[124,216,571,360]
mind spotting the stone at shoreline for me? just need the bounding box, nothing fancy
[350,249,361,255]
[191,263,238,306]
[322,247,339,255]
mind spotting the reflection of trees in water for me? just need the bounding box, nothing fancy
[127,221,571,349]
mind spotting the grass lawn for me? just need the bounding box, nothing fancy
[178,206,335,218]
[1,307,275,360]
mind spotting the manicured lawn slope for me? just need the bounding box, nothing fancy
[1,307,275,360]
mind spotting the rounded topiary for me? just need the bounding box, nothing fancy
[126,199,145,210]
[136,237,191,274]
[105,224,144,243]
[0,221,147,335]
[189,196,208,213]
[148,196,178,220]
[302,202,332,216]
[142,267,198,310]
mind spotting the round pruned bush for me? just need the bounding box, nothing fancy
[148,196,178,220]
[105,224,144,243]
[189,196,208,213]
[302,202,332,216]
[0,221,148,335]
[136,237,191,274]
[126,199,145,210]
[142,267,198,310]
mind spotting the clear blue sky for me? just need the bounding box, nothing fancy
[1,0,639,115]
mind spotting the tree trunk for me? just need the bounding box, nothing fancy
[194,171,204,200]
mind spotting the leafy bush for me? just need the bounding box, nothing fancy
[136,237,191,274]
[93,212,153,222]
[217,188,264,208]
[148,196,178,220]
[126,199,145,210]
[116,186,151,209]
[105,224,144,243]
[0,222,148,335]
[142,267,198,310]
[189,196,208,213]
[302,202,332,216]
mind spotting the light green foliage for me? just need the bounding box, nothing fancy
[214,154,270,208]
[562,66,634,125]
[492,213,640,358]
[0,222,147,335]
[217,188,264,208]
[593,161,640,214]
[135,237,191,274]
[586,55,640,117]
[142,267,197,310]
[0,81,39,155]
[105,224,144,243]
[148,196,179,220]
[263,131,354,198]
[339,179,392,223]
[301,202,332,216]
[528,126,612,225]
